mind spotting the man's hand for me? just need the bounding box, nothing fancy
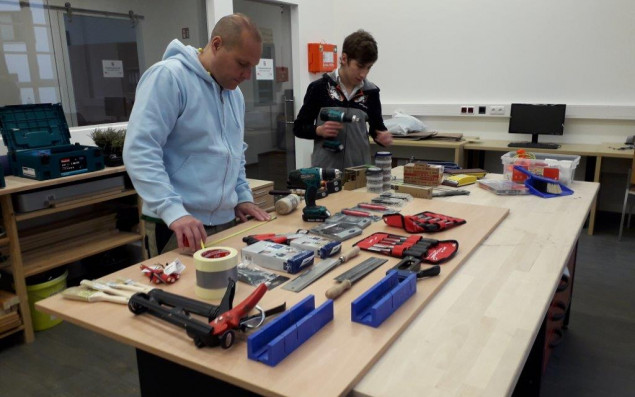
[375,130,393,146]
[235,202,271,223]
[169,215,207,252]
[316,121,343,139]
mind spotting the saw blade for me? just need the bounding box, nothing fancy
[334,257,387,283]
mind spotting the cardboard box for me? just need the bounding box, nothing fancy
[241,241,314,274]
[390,182,433,199]
[403,162,443,186]
[343,165,371,190]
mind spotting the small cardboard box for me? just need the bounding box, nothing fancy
[403,162,443,186]
[343,165,371,190]
[390,182,433,199]
[240,240,314,274]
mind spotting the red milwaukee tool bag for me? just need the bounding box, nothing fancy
[383,211,466,233]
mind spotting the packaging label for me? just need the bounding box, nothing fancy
[60,155,87,175]
[22,166,36,177]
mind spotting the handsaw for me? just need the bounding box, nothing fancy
[325,257,387,299]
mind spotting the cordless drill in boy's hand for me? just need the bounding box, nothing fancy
[319,109,361,153]
[287,167,341,222]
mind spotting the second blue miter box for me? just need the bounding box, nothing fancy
[0,103,104,180]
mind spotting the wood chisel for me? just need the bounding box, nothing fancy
[282,247,360,292]
[325,257,387,299]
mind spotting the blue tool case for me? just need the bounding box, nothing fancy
[0,103,104,180]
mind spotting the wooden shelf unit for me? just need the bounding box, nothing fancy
[0,166,145,343]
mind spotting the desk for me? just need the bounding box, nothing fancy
[371,138,467,167]
[464,140,632,235]
[37,175,598,396]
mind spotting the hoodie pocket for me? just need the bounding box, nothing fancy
[168,153,231,212]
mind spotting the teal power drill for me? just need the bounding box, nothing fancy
[287,167,341,222]
[319,109,361,153]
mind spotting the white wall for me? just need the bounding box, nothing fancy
[323,0,635,146]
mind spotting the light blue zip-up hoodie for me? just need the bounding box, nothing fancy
[123,39,253,227]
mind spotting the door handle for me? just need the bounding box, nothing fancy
[283,95,295,125]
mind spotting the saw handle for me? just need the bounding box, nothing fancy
[341,246,361,262]
[325,279,352,300]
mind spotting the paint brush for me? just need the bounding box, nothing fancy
[107,280,154,293]
[62,286,129,304]
[80,279,134,298]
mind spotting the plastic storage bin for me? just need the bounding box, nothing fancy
[501,151,580,186]
[26,269,67,331]
[0,103,104,180]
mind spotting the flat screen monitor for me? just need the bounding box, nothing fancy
[508,103,566,148]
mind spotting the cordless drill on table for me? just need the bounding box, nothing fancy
[287,167,341,222]
[319,109,361,153]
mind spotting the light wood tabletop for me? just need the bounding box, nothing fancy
[353,170,598,396]
[36,173,598,396]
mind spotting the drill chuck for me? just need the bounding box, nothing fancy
[320,168,341,181]
[320,109,360,123]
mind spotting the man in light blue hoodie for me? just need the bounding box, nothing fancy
[124,14,270,257]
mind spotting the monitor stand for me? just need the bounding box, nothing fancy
[508,134,560,149]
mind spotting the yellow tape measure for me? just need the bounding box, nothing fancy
[206,215,278,246]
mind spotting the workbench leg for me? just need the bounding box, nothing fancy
[136,349,259,397]
[513,319,546,397]
[455,147,465,168]
[586,155,602,235]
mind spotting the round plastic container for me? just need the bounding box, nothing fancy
[27,270,67,331]
[366,167,383,193]
[374,151,392,170]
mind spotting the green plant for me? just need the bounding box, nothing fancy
[90,127,126,155]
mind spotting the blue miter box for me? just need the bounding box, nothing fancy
[0,103,104,181]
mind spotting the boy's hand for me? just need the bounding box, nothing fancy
[316,121,343,139]
[375,130,393,146]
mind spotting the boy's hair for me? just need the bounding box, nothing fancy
[342,30,378,65]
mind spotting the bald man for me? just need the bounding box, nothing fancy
[124,14,270,257]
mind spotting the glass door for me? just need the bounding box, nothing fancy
[233,0,295,189]
[62,13,140,126]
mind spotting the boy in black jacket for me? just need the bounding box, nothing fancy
[294,30,392,170]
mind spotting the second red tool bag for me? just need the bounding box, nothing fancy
[383,211,466,233]
[354,232,458,264]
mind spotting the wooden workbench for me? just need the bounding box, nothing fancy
[37,187,506,396]
[36,175,598,396]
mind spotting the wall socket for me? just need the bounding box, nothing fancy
[489,105,505,115]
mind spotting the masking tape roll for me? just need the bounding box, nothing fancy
[193,246,238,300]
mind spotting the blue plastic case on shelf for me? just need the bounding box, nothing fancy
[0,103,104,180]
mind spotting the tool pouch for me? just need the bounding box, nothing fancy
[354,232,459,264]
[383,211,466,233]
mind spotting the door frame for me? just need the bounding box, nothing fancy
[207,0,301,169]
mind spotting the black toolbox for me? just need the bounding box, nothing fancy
[0,103,104,180]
